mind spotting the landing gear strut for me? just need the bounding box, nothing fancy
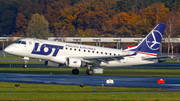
[72,68,79,75]
[23,57,29,68]
[86,65,93,75]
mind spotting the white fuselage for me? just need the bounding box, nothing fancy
[5,38,158,68]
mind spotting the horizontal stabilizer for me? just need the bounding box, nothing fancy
[143,56,172,60]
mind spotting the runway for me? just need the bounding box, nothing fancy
[1,73,180,88]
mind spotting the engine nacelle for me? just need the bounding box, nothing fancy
[45,61,64,67]
[66,58,82,68]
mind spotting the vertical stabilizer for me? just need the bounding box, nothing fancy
[128,24,166,56]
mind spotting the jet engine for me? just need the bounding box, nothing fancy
[66,58,85,67]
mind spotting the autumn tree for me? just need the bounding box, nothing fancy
[164,11,180,54]
[34,0,72,33]
[13,13,28,37]
[0,10,16,36]
[144,3,169,26]
[26,13,51,39]
[106,12,132,36]
[127,10,151,37]
[76,29,91,37]
[0,0,21,36]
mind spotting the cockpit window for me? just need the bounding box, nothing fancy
[21,41,26,45]
[14,41,26,45]
[15,41,21,44]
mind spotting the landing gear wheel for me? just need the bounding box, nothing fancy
[72,68,79,75]
[23,64,27,68]
[86,69,93,75]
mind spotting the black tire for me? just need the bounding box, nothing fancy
[72,68,79,75]
[86,69,93,75]
[23,65,27,68]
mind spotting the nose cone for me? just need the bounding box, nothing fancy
[4,46,13,54]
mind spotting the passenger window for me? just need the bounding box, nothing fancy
[109,53,111,55]
[88,50,90,52]
[92,51,94,53]
[84,50,86,52]
[97,51,99,54]
[74,49,76,51]
[114,54,116,56]
[101,52,103,54]
[21,41,26,45]
[79,49,81,51]
[105,53,107,55]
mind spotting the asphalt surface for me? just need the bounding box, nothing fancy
[1,60,180,92]
[1,73,180,89]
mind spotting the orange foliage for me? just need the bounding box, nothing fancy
[13,13,28,37]
[107,12,132,29]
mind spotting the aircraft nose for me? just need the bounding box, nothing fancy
[4,46,13,53]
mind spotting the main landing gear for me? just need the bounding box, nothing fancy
[72,66,94,75]
[86,69,93,75]
[86,65,93,75]
[72,68,79,75]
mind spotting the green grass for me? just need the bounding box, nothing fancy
[0,82,161,93]
[1,67,180,77]
[0,55,44,65]
[0,82,172,101]
[1,93,180,101]
[164,60,180,63]
[0,55,37,60]
[0,61,44,65]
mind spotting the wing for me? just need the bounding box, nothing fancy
[81,51,138,66]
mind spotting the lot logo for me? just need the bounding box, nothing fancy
[146,30,162,50]
[31,43,63,56]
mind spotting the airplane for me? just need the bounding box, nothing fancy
[4,24,168,75]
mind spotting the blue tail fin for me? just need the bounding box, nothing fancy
[128,24,166,55]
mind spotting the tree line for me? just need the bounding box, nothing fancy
[1,0,180,53]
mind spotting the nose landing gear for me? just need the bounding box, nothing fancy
[23,57,29,68]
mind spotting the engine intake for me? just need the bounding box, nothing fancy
[66,58,82,67]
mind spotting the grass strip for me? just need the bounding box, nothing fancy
[1,93,180,101]
[0,56,38,60]
[0,61,44,65]
[0,82,162,93]
[0,82,172,101]
[1,67,180,77]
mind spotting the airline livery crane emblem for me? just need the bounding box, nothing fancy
[146,30,162,50]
